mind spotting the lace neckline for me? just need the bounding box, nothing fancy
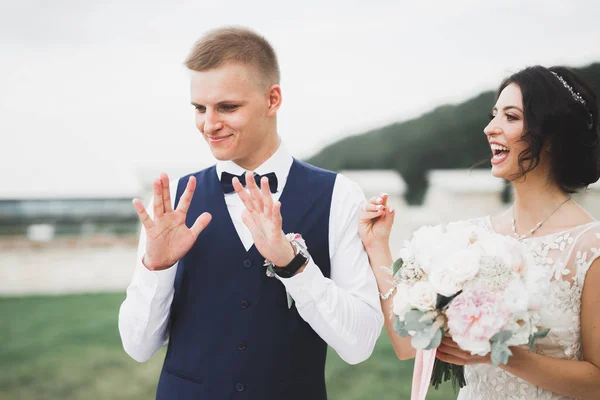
[484,215,600,240]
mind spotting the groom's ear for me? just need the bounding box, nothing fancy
[266,84,282,116]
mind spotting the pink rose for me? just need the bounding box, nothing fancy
[446,290,510,356]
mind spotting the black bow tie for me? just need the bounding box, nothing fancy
[220,171,278,194]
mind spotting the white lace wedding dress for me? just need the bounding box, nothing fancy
[457,216,600,400]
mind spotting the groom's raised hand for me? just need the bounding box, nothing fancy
[132,173,212,271]
[233,172,295,268]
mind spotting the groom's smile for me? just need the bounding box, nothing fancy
[207,134,233,145]
[189,63,281,170]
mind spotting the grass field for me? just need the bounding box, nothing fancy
[0,294,457,400]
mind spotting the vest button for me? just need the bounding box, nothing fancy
[238,342,247,351]
[243,259,252,268]
[240,300,249,309]
[236,383,245,392]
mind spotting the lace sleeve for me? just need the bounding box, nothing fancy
[573,225,600,287]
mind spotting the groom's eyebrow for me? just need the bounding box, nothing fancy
[190,100,246,107]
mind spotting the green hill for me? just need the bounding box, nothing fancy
[307,63,600,204]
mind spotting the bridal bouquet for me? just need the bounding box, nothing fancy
[390,221,550,389]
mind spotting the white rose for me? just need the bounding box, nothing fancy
[407,225,445,274]
[467,340,492,357]
[505,314,534,346]
[450,248,482,282]
[393,282,412,319]
[445,220,475,233]
[476,232,525,272]
[428,267,461,297]
[453,335,491,356]
[429,249,481,297]
[502,280,529,314]
[408,281,438,311]
[445,221,483,247]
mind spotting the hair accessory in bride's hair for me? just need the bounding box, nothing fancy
[550,71,593,129]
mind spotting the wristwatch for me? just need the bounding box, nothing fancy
[272,239,310,278]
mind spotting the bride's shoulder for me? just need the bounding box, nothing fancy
[444,211,514,235]
[570,219,600,245]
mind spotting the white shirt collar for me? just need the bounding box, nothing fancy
[215,142,293,193]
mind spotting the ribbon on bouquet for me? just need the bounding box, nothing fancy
[411,349,437,400]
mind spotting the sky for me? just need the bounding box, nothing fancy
[2,0,600,198]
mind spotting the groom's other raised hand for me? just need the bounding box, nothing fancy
[132,173,212,271]
[232,171,296,269]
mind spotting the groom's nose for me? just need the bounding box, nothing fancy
[204,109,223,134]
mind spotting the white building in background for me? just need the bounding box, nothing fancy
[343,169,507,255]
[5,168,600,295]
[340,169,407,208]
[423,169,506,223]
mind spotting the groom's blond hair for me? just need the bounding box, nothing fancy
[185,26,280,89]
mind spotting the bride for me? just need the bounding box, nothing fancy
[358,65,600,399]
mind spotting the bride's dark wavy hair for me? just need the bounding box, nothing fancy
[497,65,600,192]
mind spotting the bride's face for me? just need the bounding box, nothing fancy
[484,83,527,180]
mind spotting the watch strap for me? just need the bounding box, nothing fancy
[273,240,309,278]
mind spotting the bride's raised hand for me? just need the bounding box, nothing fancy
[358,192,395,251]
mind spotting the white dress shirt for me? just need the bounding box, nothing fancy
[118,144,384,366]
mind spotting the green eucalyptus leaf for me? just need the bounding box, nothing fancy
[392,258,404,276]
[411,330,435,349]
[424,328,444,350]
[528,337,535,352]
[491,330,513,345]
[393,316,410,337]
[491,340,513,366]
[535,328,550,339]
[404,310,429,331]
[528,328,550,351]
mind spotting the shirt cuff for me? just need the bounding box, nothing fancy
[133,259,178,300]
[276,258,328,304]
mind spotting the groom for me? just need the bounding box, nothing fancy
[118,26,383,400]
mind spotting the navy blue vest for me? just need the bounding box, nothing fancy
[156,159,337,400]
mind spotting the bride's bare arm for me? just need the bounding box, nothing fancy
[359,193,416,360]
[366,242,416,360]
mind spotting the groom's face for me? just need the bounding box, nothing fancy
[190,63,280,167]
